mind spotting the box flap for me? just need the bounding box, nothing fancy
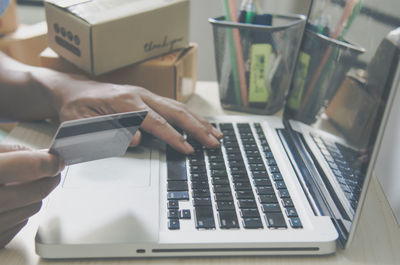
[48,0,187,25]
[46,0,92,8]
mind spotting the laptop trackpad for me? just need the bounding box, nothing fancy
[62,146,151,188]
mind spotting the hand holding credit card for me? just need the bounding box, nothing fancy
[49,111,147,165]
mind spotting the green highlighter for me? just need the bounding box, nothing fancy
[248,43,272,103]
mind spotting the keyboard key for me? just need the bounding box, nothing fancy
[249,164,266,171]
[180,209,191,219]
[218,211,240,229]
[168,219,180,230]
[168,180,188,191]
[193,197,212,206]
[242,218,263,229]
[210,170,228,177]
[281,198,294,207]
[191,181,210,189]
[194,206,215,229]
[254,179,272,186]
[233,182,252,191]
[209,162,226,170]
[259,194,278,203]
[168,209,179,219]
[211,177,229,185]
[167,146,187,181]
[190,165,206,172]
[230,168,247,175]
[271,173,283,181]
[252,172,269,179]
[285,207,298,217]
[192,189,211,198]
[247,156,263,163]
[245,150,261,157]
[278,189,290,198]
[236,190,256,199]
[208,155,225,162]
[289,217,303,228]
[262,203,281,213]
[232,174,250,181]
[265,212,287,228]
[215,192,234,202]
[238,199,257,208]
[168,191,189,200]
[190,172,208,180]
[256,186,275,195]
[275,181,287,189]
[269,166,280,173]
[240,208,261,218]
[167,200,179,209]
[213,185,232,193]
[216,201,236,211]
[229,160,245,167]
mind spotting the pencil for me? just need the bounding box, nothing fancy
[228,0,249,107]
[223,0,242,106]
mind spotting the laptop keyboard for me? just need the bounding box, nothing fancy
[311,134,364,211]
[166,122,303,230]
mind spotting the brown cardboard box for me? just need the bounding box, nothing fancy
[45,0,189,75]
[40,43,198,102]
[0,22,47,66]
[0,0,18,34]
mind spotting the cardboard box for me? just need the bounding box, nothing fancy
[40,44,198,102]
[44,0,190,75]
[0,22,47,66]
[0,0,18,34]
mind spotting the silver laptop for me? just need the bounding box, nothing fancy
[25,31,400,258]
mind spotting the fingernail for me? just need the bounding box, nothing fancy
[183,141,195,154]
[211,126,223,139]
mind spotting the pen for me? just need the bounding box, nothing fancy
[239,0,248,23]
[245,0,256,24]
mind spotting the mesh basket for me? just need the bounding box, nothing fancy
[209,13,306,114]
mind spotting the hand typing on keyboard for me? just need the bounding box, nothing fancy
[0,51,223,155]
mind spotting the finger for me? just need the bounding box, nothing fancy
[0,150,65,184]
[0,175,60,213]
[142,97,221,148]
[184,109,223,139]
[129,130,142,147]
[0,202,42,234]
[0,144,30,153]
[0,220,28,248]
[141,110,194,154]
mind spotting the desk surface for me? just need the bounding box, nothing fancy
[1,81,399,265]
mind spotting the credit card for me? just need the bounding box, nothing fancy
[49,110,147,165]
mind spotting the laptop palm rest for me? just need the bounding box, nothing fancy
[63,146,151,188]
[37,145,160,247]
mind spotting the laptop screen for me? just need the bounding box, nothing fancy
[283,3,400,248]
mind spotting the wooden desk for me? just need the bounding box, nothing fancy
[1,82,399,265]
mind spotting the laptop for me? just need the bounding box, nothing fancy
[4,33,399,259]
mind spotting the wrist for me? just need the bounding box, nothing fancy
[29,67,89,120]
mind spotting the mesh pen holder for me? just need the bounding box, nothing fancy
[209,14,306,115]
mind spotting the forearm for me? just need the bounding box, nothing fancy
[0,52,85,121]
